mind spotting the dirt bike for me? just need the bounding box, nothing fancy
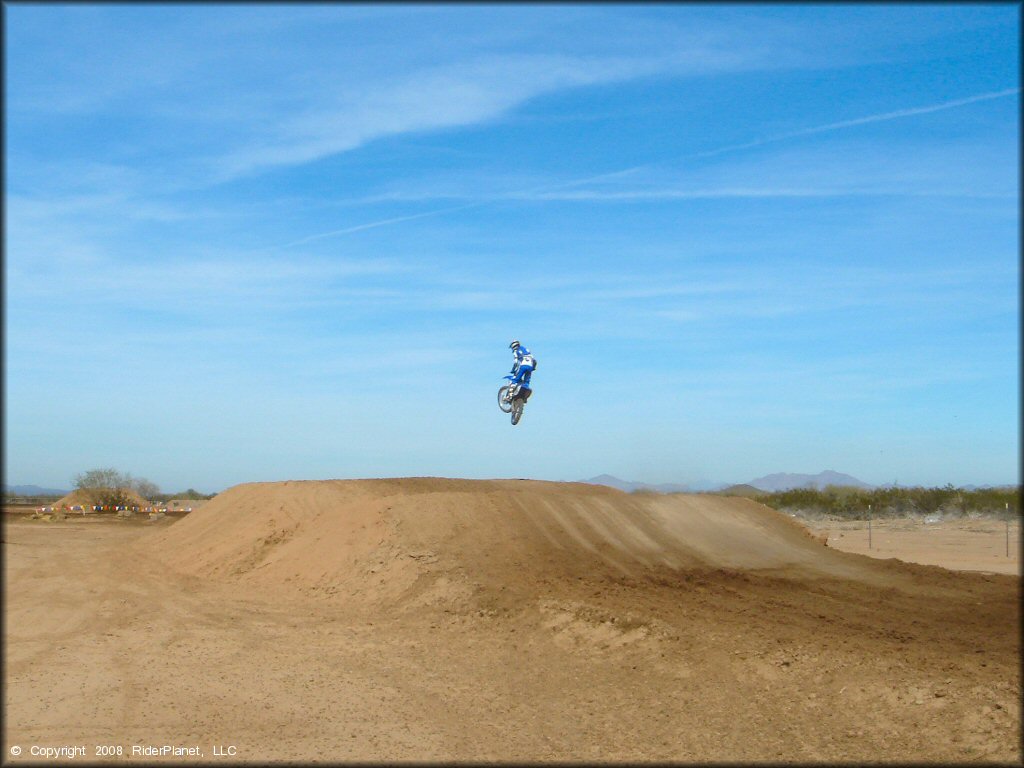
[497,375,531,425]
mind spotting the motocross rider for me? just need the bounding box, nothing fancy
[508,340,535,400]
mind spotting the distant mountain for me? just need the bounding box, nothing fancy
[579,474,1011,495]
[746,470,873,492]
[4,484,70,496]
[580,475,693,494]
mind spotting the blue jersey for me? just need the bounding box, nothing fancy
[511,346,534,370]
[510,346,535,389]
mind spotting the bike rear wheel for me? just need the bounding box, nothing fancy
[498,385,513,413]
[511,400,524,425]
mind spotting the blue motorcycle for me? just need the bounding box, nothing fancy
[497,375,531,425]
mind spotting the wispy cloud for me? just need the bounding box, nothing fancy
[5,244,410,314]
[212,53,681,181]
[554,87,1021,197]
[200,12,842,182]
[526,87,1019,200]
[283,87,1018,243]
[495,186,1015,202]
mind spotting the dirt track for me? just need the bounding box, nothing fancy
[4,479,1020,762]
[809,516,1020,575]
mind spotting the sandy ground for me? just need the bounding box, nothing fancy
[803,517,1021,576]
[3,480,1020,763]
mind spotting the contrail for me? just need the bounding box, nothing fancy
[285,87,1019,245]
[283,201,486,247]
[783,87,1020,138]
[281,169,650,248]
[682,87,1021,161]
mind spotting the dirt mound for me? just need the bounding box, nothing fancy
[141,478,888,608]
[15,479,1020,761]
[53,487,151,509]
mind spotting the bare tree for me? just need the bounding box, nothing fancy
[72,468,155,507]
[74,468,129,490]
[131,477,160,500]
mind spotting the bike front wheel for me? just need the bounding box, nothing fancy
[498,385,513,413]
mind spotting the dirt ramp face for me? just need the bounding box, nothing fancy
[140,478,876,608]
[141,479,413,602]
[645,494,872,578]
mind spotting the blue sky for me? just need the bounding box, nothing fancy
[4,4,1019,493]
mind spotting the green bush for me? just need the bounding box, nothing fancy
[757,485,1020,520]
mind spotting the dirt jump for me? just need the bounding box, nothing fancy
[4,478,1020,762]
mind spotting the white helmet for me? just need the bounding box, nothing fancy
[509,340,520,350]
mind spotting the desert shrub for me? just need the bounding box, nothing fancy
[150,488,215,502]
[756,485,1020,520]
